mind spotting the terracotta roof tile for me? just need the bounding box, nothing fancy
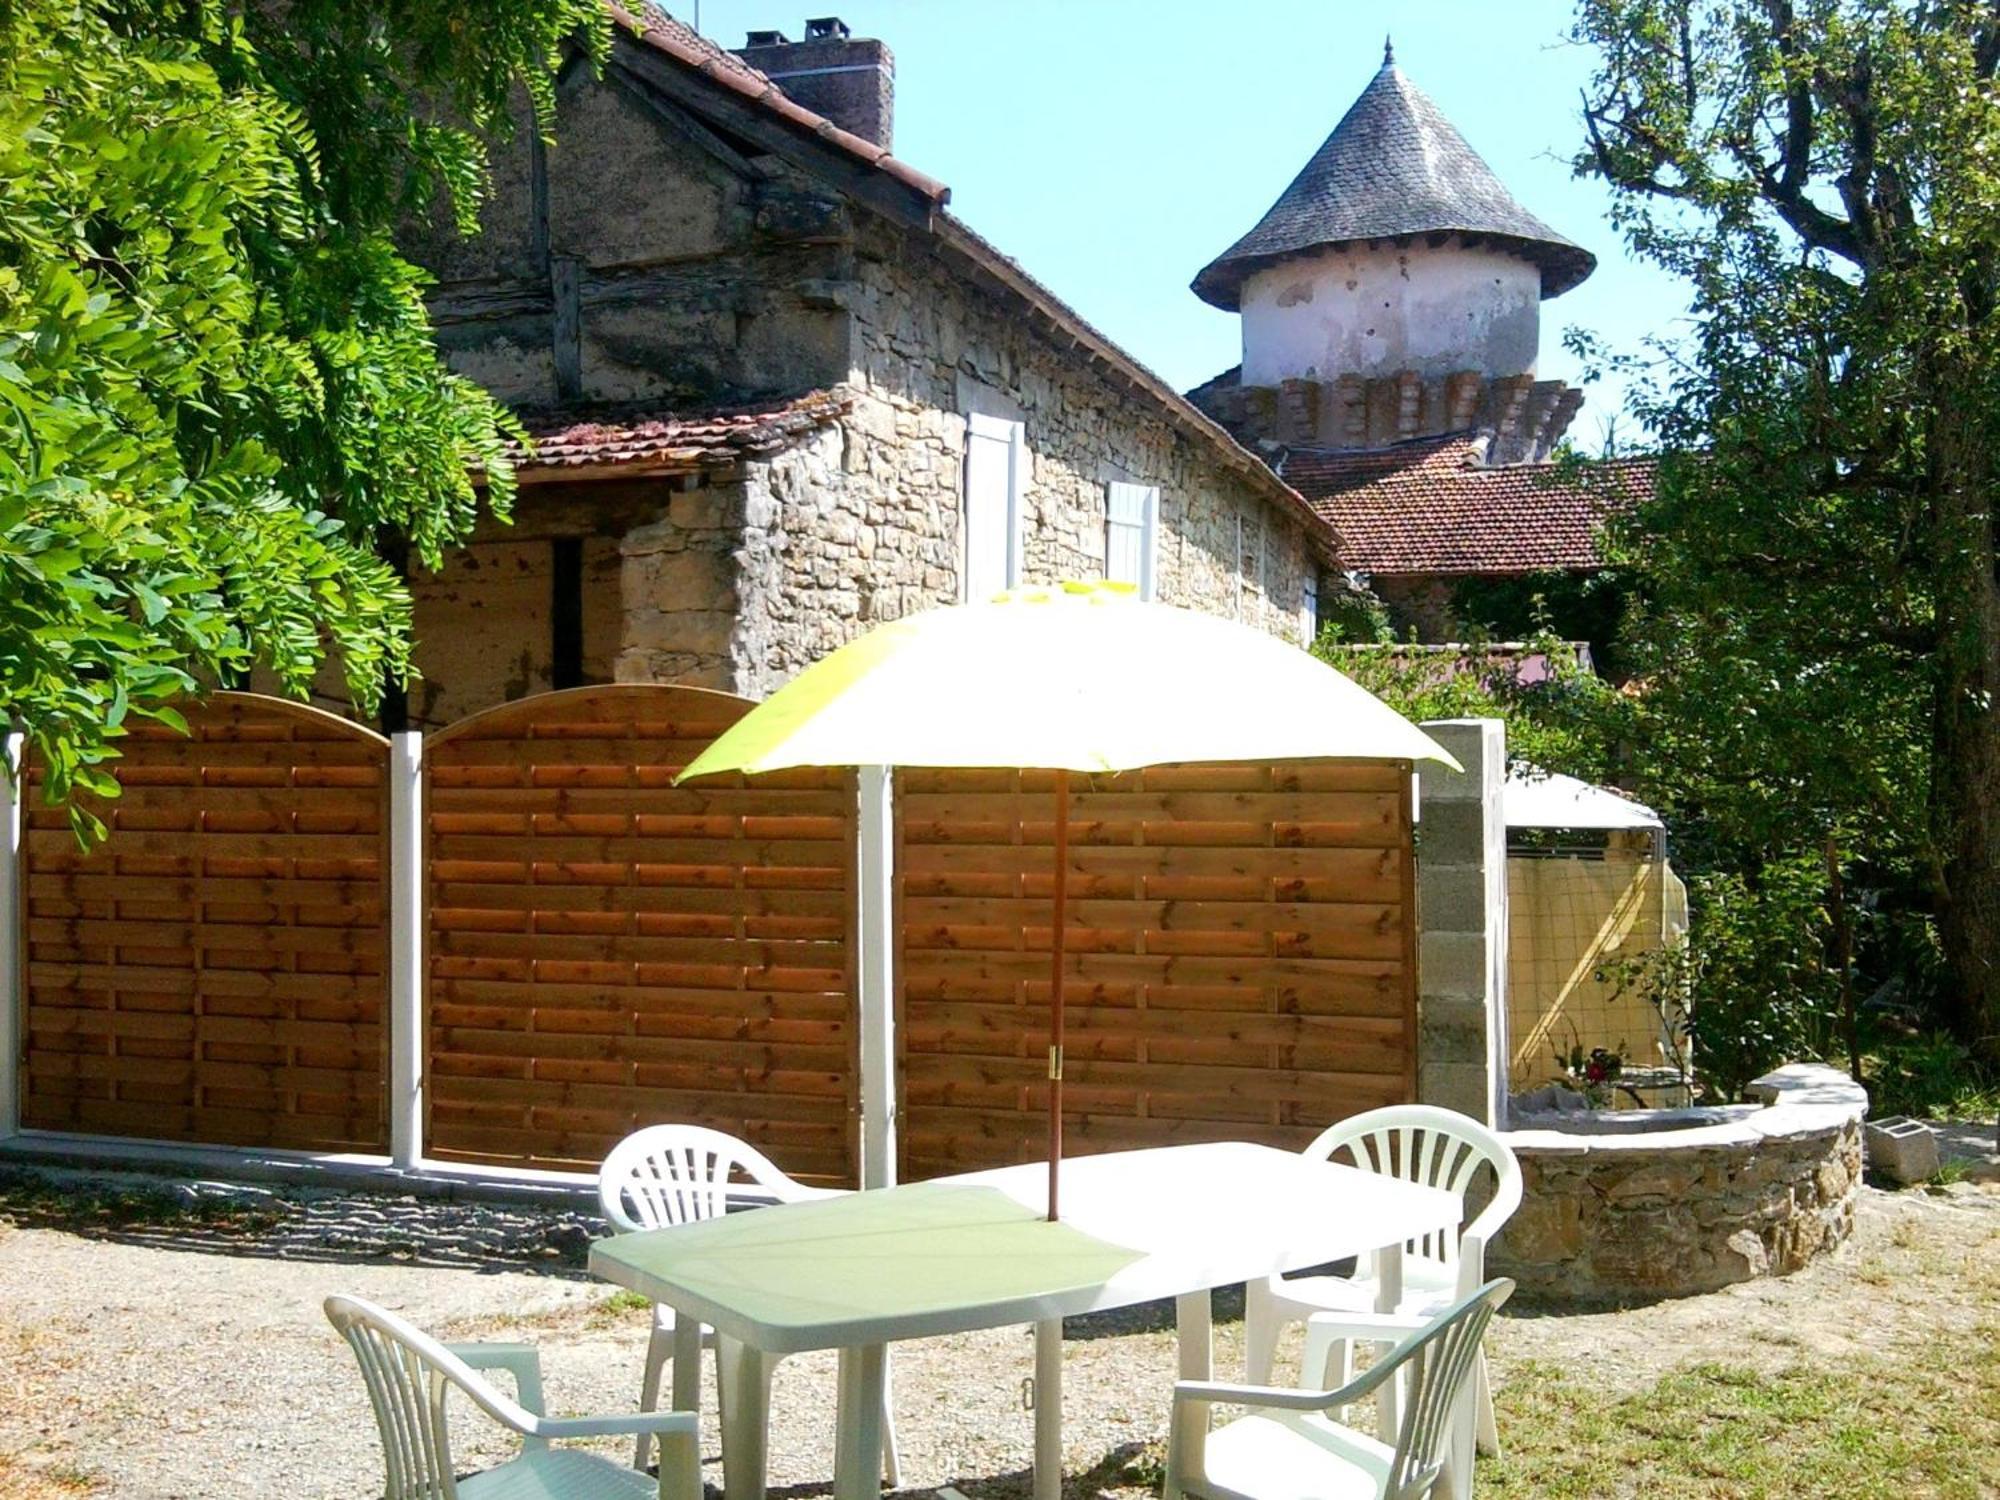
[507,389,852,477]
[1282,434,1653,576]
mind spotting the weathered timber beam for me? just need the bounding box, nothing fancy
[429,280,553,323]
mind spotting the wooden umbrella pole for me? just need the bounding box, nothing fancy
[1047,767,1069,1221]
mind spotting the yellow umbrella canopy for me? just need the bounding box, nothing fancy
[680,581,1459,779]
[678,581,1459,1217]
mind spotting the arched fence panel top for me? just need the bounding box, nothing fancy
[192,690,393,746]
[422,684,860,1186]
[17,692,391,1154]
[425,682,758,751]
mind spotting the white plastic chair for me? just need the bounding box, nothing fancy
[597,1123,900,1481]
[325,1293,700,1500]
[1243,1105,1522,1480]
[1167,1279,1513,1500]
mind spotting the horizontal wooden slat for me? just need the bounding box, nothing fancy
[901,842,1405,878]
[426,833,846,865]
[60,784,385,817]
[26,828,385,860]
[903,895,1406,935]
[897,762,1408,794]
[427,786,850,815]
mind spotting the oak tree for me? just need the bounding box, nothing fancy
[1576,0,2000,1057]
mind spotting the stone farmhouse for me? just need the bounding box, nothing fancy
[389,6,1336,728]
[1185,44,1651,638]
[374,15,1645,727]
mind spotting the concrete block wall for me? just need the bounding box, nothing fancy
[1415,718,1509,1126]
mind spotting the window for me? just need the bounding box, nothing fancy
[550,536,584,689]
[1301,571,1320,645]
[963,413,1025,600]
[1105,481,1159,600]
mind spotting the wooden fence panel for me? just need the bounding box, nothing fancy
[423,685,857,1185]
[19,695,390,1151]
[897,760,1417,1179]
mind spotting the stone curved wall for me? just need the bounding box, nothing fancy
[1491,1064,1867,1303]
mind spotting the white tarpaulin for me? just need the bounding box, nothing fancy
[1505,769,1663,831]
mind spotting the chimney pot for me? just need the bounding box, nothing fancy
[805,16,850,40]
[744,28,791,45]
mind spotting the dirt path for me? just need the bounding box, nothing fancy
[0,1168,1993,1500]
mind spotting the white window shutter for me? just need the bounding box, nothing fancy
[1301,571,1319,644]
[965,414,1026,600]
[1007,421,1026,589]
[1233,513,1245,619]
[1105,482,1159,601]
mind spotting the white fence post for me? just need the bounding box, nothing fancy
[856,765,896,1190]
[388,732,424,1169]
[0,732,21,1142]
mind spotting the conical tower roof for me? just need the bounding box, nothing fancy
[1193,47,1595,311]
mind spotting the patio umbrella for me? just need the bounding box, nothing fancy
[677,580,1459,1218]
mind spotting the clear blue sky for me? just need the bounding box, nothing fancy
[686,0,1689,452]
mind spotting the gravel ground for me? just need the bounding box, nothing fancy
[0,1132,1994,1500]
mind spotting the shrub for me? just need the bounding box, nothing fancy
[1312,625,1634,786]
[1613,854,1844,1101]
[1864,1034,2000,1121]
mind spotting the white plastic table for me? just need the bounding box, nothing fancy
[589,1141,1458,1500]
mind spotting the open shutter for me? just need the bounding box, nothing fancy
[965,414,1026,600]
[1105,482,1159,601]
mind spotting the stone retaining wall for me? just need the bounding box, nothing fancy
[1491,1063,1867,1302]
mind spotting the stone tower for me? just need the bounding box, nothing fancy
[1189,44,1596,463]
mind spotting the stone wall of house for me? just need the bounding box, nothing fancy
[1491,1064,1867,1303]
[610,475,750,694]
[711,224,1332,698]
[836,222,1322,639]
[405,51,1338,711]
[730,421,959,699]
[1373,574,1460,643]
[416,73,855,412]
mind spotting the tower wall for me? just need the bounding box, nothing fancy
[1240,238,1540,386]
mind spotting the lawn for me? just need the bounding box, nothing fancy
[1484,1348,1999,1498]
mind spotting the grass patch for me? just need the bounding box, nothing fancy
[588,1288,654,1327]
[1863,1036,2000,1122]
[0,1456,96,1499]
[1482,1332,2000,1499]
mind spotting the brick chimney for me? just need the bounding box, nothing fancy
[735,17,895,150]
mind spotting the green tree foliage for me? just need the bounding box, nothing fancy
[0,0,603,836]
[1573,0,2000,1062]
[1448,569,1631,679]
